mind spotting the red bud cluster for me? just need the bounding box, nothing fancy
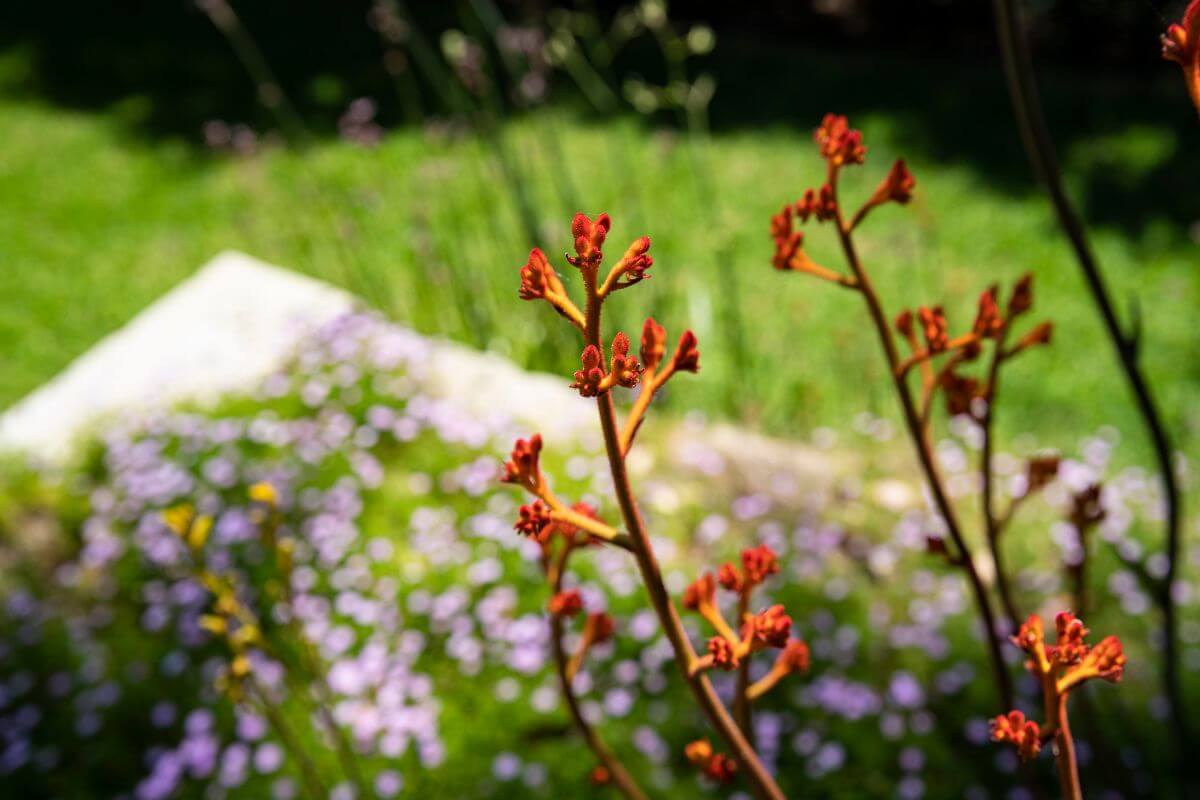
[568,212,611,269]
[684,740,738,784]
[990,710,1042,762]
[1162,0,1200,114]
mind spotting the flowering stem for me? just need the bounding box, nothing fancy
[979,326,1022,633]
[992,0,1189,771]
[548,550,648,800]
[583,271,785,800]
[733,592,755,746]
[830,185,1013,710]
[1041,681,1089,800]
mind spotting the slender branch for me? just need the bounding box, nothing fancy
[1052,691,1083,800]
[583,268,785,800]
[980,328,1022,633]
[548,548,648,800]
[733,592,755,747]
[992,0,1188,769]
[248,678,326,800]
[829,180,1013,710]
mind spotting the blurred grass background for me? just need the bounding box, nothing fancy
[0,9,1197,470]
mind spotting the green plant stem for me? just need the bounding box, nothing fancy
[991,0,1188,777]
[582,274,786,800]
[248,678,327,800]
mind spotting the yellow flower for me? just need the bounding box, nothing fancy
[249,482,279,508]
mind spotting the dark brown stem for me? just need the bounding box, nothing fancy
[980,331,1022,634]
[583,269,785,800]
[548,548,648,800]
[830,185,1013,710]
[733,592,755,746]
[992,0,1188,770]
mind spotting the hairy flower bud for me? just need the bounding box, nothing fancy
[683,572,716,611]
[707,636,739,670]
[640,318,667,371]
[1008,273,1034,316]
[748,605,792,649]
[991,710,1041,762]
[815,113,866,167]
[973,286,1004,339]
[519,248,556,300]
[867,159,916,207]
[548,589,584,617]
[568,212,611,268]
[741,544,780,585]
[918,306,948,353]
[571,345,607,397]
[671,331,701,373]
[502,434,543,488]
[716,562,743,593]
[514,500,552,538]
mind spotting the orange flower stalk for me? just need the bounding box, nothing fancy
[683,545,808,747]
[992,613,1126,799]
[1163,0,1200,116]
[506,212,787,799]
[770,113,1040,711]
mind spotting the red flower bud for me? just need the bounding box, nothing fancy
[895,309,914,338]
[991,710,1041,762]
[609,332,643,388]
[1053,611,1089,666]
[868,159,916,207]
[707,636,739,670]
[519,248,556,300]
[716,562,743,593]
[548,589,584,617]
[583,612,615,645]
[1162,0,1200,115]
[1008,273,1034,316]
[683,573,716,611]
[571,345,607,397]
[973,286,1004,339]
[778,638,810,673]
[940,369,982,418]
[671,331,700,374]
[1026,454,1060,494]
[918,306,948,352]
[568,212,611,269]
[640,318,667,371]
[815,113,866,167]
[741,544,780,585]
[514,500,552,538]
[615,236,653,284]
[502,434,543,488]
[589,765,611,786]
[1015,321,1053,351]
[747,605,792,649]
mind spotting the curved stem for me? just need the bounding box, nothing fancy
[548,550,648,800]
[980,332,1022,634]
[1053,693,1082,800]
[581,269,784,799]
[595,392,785,800]
[733,592,755,746]
[830,192,1013,710]
[992,0,1188,770]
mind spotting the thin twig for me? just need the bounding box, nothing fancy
[992,0,1188,773]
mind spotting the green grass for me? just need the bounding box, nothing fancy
[1,48,1197,474]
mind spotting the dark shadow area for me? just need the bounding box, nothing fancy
[1,1,1195,240]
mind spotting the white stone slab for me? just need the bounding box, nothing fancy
[0,251,356,463]
[0,251,871,507]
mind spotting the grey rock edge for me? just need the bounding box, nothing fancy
[0,251,909,511]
